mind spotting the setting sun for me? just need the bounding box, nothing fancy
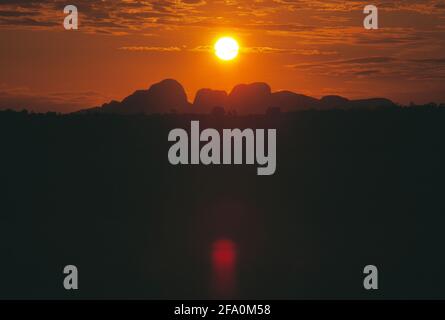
[214,37,239,61]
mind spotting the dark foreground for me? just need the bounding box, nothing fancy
[1,108,444,299]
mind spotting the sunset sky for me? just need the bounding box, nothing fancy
[0,0,445,112]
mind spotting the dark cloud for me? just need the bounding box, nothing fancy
[412,58,445,64]
[0,10,38,17]
[290,55,445,80]
[336,57,397,64]
[1,0,444,33]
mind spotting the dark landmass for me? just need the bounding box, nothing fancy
[1,107,444,299]
[77,79,399,115]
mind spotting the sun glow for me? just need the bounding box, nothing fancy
[214,37,239,61]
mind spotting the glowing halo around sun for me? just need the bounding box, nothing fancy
[214,37,239,61]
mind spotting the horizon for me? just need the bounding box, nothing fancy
[99,78,401,105]
[1,77,441,114]
[93,78,403,110]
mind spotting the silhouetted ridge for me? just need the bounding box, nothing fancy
[319,95,350,109]
[350,98,396,109]
[193,88,228,113]
[271,91,319,111]
[228,82,272,114]
[80,79,397,115]
[100,79,190,115]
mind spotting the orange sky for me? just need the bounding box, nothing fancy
[0,0,445,112]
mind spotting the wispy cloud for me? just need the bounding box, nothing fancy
[119,46,181,52]
[0,85,109,113]
[288,55,445,80]
[178,45,337,55]
[241,47,337,55]
[1,0,444,32]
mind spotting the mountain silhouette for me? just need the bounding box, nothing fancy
[193,88,228,113]
[85,79,191,115]
[319,95,351,109]
[348,98,396,109]
[271,90,320,111]
[79,79,397,115]
[227,82,272,114]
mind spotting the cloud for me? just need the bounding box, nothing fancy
[0,10,38,17]
[290,56,397,68]
[118,44,337,55]
[0,85,109,113]
[288,55,445,80]
[241,47,337,55]
[1,0,444,33]
[119,46,181,52]
[186,45,337,55]
[0,0,443,61]
[412,58,445,64]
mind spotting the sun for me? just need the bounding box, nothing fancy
[214,37,239,61]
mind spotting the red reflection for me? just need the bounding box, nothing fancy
[211,239,237,298]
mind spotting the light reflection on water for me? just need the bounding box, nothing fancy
[211,239,237,298]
